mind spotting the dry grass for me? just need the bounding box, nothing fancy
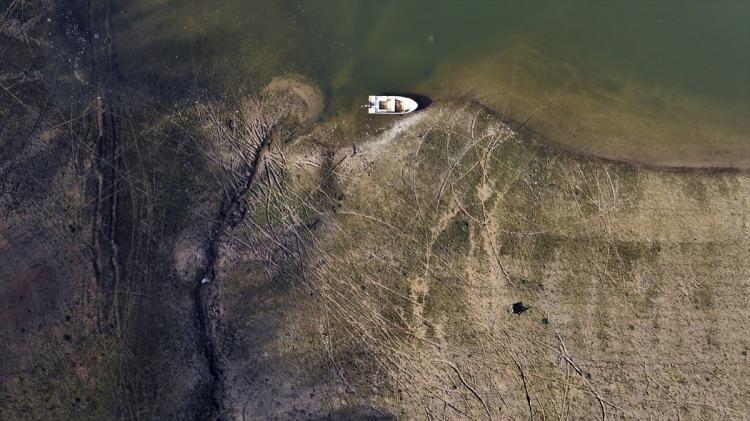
[215,100,750,419]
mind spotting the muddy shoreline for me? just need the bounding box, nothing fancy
[512,115,750,175]
[446,97,749,174]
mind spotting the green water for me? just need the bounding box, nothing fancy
[116,0,750,167]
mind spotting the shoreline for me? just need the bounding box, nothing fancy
[448,97,750,174]
[417,44,750,173]
[323,93,750,174]
[517,118,750,175]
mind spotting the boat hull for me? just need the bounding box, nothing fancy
[366,95,418,114]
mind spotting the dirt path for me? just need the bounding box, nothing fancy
[361,112,428,155]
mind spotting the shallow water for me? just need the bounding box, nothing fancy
[115,0,750,167]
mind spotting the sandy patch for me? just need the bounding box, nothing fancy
[264,74,324,124]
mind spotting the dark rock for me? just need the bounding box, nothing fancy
[512,302,528,315]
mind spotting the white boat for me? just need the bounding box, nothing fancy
[365,95,418,114]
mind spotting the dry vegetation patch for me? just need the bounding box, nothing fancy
[212,100,750,419]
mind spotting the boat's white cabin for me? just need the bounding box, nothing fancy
[367,95,418,114]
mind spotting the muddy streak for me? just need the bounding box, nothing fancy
[194,128,279,418]
[87,0,124,327]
